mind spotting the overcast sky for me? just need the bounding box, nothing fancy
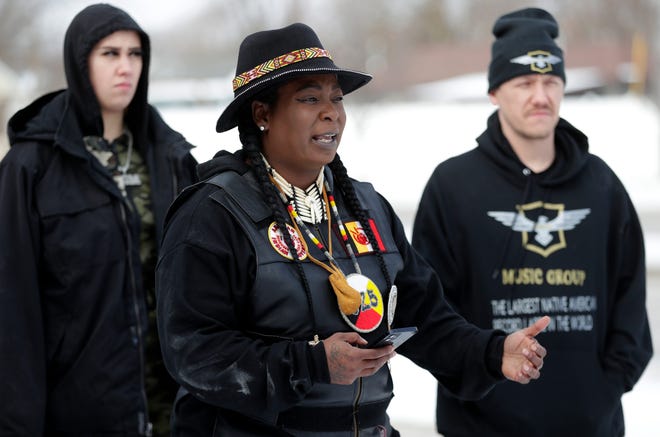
[43,0,212,37]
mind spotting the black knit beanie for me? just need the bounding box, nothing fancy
[488,8,565,92]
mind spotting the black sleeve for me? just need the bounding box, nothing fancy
[603,186,653,392]
[0,145,48,434]
[378,194,505,399]
[156,186,330,425]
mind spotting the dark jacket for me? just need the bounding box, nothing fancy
[412,112,653,437]
[0,4,196,435]
[156,151,506,436]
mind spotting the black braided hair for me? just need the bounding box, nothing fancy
[236,92,319,331]
[328,155,393,291]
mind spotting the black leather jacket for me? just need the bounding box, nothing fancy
[157,151,504,436]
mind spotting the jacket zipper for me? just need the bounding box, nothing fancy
[314,222,363,436]
[352,377,363,436]
[168,141,181,199]
[171,163,178,199]
[119,203,151,436]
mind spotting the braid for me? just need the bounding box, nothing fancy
[328,154,393,291]
[238,125,289,236]
[237,116,318,331]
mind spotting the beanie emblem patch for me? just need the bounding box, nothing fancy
[510,50,562,74]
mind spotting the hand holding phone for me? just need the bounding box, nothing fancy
[368,326,418,349]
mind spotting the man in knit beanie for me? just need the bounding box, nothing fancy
[413,7,652,437]
[488,7,565,92]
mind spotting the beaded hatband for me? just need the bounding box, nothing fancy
[232,47,332,91]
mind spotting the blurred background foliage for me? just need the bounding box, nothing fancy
[1,0,658,100]
[1,0,659,158]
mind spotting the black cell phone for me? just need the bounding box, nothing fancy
[369,326,418,349]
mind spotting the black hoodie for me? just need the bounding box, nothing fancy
[0,4,196,435]
[412,111,653,437]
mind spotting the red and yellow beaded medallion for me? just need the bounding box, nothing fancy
[340,273,384,333]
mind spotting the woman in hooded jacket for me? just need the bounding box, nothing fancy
[0,3,197,435]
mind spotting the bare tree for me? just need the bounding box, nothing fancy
[0,0,49,73]
[0,0,52,159]
[151,0,310,79]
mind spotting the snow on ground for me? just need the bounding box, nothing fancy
[161,93,660,263]
[162,93,660,220]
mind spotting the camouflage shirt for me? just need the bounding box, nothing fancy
[84,131,156,277]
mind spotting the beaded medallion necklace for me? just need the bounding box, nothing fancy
[265,162,384,333]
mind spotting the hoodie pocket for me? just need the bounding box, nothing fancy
[541,349,624,434]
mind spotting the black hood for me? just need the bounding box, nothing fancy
[196,149,250,181]
[7,91,66,146]
[477,111,589,188]
[63,3,150,141]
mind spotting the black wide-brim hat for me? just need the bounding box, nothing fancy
[216,23,372,132]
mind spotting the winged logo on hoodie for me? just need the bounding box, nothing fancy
[488,202,590,257]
